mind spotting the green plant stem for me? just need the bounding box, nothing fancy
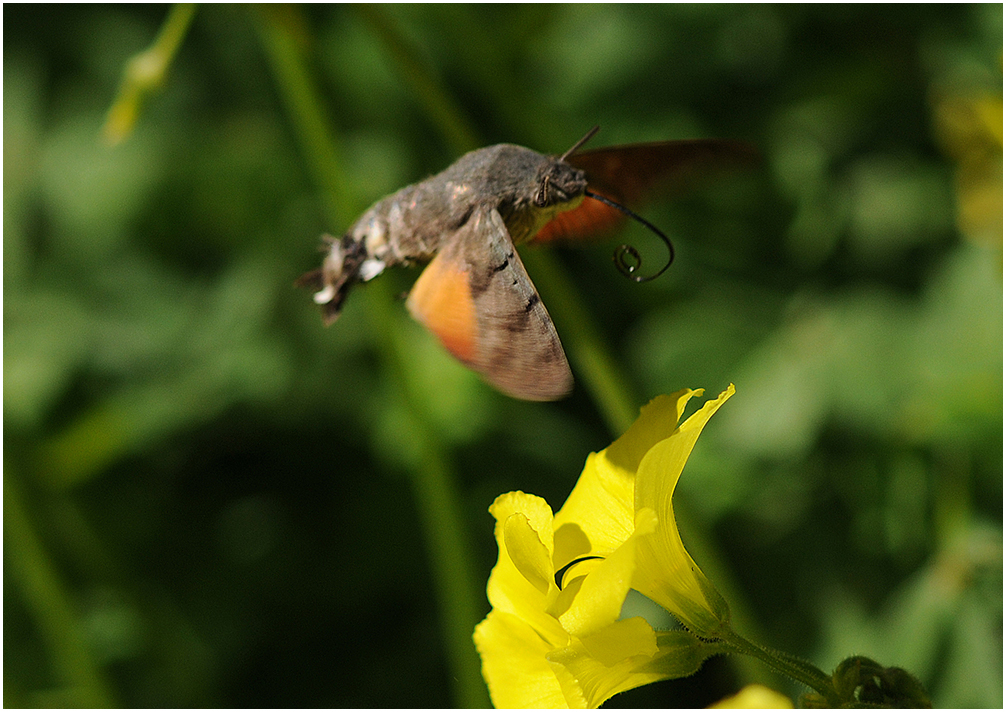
[365,281,490,708]
[4,471,115,707]
[520,250,639,435]
[720,628,836,704]
[252,7,489,707]
[253,4,355,226]
[103,3,197,144]
[352,5,481,156]
[145,3,196,70]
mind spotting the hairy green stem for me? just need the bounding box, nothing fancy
[721,628,836,704]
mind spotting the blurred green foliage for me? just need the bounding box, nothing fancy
[4,4,1001,708]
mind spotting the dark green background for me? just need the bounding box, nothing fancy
[5,4,1002,708]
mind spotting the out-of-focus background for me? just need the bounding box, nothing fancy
[4,5,1001,708]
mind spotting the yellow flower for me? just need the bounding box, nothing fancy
[474,386,735,708]
[709,684,794,708]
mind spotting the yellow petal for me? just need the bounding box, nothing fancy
[558,508,658,638]
[485,492,566,643]
[577,616,658,666]
[634,386,735,518]
[548,630,714,708]
[552,451,635,566]
[491,491,556,560]
[553,390,695,568]
[504,512,555,596]
[474,610,568,709]
[606,389,695,471]
[632,386,734,636]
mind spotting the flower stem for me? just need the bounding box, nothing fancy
[720,628,837,704]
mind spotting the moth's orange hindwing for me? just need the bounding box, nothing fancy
[406,249,479,365]
[407,207,573,401]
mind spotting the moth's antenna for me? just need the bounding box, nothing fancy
[584,190,675,283]
[560,125,601,162]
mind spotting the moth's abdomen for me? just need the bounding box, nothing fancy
[354,182,462,267]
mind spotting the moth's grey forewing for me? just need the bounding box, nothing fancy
[412,206,573,401]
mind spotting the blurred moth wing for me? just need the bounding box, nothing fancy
[406,206,572,401]
[533,138,758,244]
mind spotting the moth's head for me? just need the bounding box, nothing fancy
[531,126,599,210]
[533,160,588,209]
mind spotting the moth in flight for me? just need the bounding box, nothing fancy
[300,127,754,401]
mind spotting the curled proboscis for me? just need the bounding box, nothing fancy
[584,190,674,283]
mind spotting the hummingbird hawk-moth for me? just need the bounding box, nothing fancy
[300,127,753,401]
